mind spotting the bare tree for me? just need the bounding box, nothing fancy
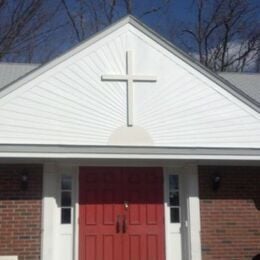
[256,43,260,73]
[61,0,172,43]
[0,0,62,63]
[0,0,171,63]
[124,0,132,14]
[180,0,260,72]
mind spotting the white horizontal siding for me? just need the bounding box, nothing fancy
[0,24,260,147]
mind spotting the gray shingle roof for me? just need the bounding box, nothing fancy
[219,72,260,106]
[0,62,39,90]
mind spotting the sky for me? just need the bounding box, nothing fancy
[2,0,260,71]
[59,0,199,48]
[141,0,260,38]
[42,0,260,72]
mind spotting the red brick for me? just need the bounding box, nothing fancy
[199,166,260,260]
[0,164,42,260]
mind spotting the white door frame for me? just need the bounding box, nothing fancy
[163,165,202,260]
[164,167,185,260]
[42,163,78,260]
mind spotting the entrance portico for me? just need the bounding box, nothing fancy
[41,159,200,260]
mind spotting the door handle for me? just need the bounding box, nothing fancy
[122,215,127,233]
[116,215,121,233]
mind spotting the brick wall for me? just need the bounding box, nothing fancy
[199,166,260,260]
[0,164,42,260]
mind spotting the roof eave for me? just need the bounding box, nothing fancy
[0,144,260,161]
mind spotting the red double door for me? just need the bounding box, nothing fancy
[79,167,165,260]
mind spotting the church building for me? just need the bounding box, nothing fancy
[0,16,259,260]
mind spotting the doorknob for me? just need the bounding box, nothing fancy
[124,201,129,209]
[116,215,121,233]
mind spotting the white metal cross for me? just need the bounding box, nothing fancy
[101,50,157,127]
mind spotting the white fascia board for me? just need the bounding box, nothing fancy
[1,145,260,160]
[1,153,260,161]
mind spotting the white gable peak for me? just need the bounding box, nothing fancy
[0,16,260,148]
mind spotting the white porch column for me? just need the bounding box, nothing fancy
[41,162,59,260]
[186,165,202,260]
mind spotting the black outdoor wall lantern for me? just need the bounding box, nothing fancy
[212,173,221,192]
[21,170,29,191]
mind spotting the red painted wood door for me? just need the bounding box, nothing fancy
[79,167,165,260]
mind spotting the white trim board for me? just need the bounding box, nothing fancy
[0,144,260,156]
[73,167,79,260]
[1,152,260,161]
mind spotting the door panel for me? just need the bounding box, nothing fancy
[79,167,122,260]
[122,168,165,260]
[79,167,165,260]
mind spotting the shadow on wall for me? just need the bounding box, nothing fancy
[199,166,260,260]
[78,166,164,204]
[199,166,260,210]
[0,164,43,200]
